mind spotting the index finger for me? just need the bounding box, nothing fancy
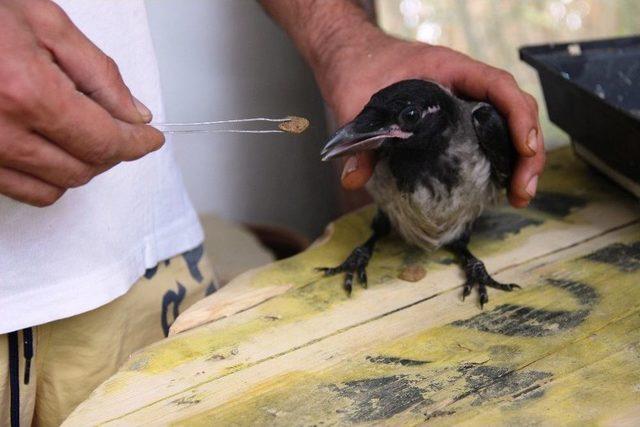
[31,61,164,164]
[451,63,540,158]
[27,0,151,124]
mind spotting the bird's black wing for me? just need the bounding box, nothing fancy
[471,103,517,188]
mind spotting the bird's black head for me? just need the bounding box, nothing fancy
[321,79,459,161]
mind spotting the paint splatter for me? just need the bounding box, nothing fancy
[457,363,552,405]
[452,279,597,337]
[473,211,543,240]
[529,191,587,217]
[329,375,426,422]
[584,241,640,272]
[366,355,430,366]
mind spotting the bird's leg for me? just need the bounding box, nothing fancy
[317,210,390,295]
[447,231,520,308]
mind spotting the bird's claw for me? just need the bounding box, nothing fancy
[358,267,368,289]
[315,266,340,276]
[461,282,473,301]
[316,245,373,295]
[461,261,520,309]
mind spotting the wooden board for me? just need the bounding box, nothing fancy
[64,148,640,426]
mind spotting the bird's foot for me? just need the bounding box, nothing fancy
[462,259,520,309]
[316,244,373,295]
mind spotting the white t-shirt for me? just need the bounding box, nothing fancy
[0,1,203,334]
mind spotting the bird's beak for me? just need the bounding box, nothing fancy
[320,123,412,161]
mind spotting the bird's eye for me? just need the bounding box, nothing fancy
[398,106,422,128]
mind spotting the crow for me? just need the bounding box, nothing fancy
[318,79,520,307]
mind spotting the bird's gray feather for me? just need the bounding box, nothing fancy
[366,101,500,251]
[471,103,516,188]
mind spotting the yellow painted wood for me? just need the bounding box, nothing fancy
[170,226,640,426]
[64,148,640,426]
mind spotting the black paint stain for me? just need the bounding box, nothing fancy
[413,362,551,421]
[452,303,590,337]
[329,375,425,422]
[171,395,201,406]
[584,241,640,272]
[328,360,552,422]
[473,211,543,240]
[366,355,430,366]
[547,278,598,306]
[529,191,587,217]
[452,278,597,337]
[458,363,552,406]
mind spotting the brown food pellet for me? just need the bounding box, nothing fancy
[278,116,309,134]
[398,264,427,282]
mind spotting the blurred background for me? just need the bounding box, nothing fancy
[145,0,640,241]
[145,1,336,242]
[377,0,640,146]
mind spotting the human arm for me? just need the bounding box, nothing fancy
[0,0,164,206]
[259,0,544,208]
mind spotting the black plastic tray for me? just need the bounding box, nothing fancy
[520,36,640,196]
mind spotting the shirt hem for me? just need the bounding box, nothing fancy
[0,214,203,334]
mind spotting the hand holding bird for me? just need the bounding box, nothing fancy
[315,35,545,209]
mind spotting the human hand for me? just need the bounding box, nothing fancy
[316,33,545,208]
[0,0,164,206]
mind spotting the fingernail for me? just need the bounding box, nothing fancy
[341,156,358,180]
[133,96,152,122]
[527,129,538,154]
[525,175,538,198]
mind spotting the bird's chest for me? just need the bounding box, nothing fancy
[366,146,496,250]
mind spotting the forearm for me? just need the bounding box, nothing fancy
[258,0,381,73]
[260,1,543,208]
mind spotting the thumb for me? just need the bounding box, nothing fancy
[29,2,152,123]
[341,152,375,190]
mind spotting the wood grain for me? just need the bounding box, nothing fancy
[63,148,640,426]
